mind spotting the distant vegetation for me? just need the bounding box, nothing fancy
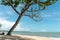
[0,24,2,27]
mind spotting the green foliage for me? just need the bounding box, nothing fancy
[1,0,21,7]
[13,0,21,7]
[38,0,57,10]
[33,0,37,3]
[1,0,57,8]
[1,0,32,7]
[1,0,9,6]
[0,24,2,27]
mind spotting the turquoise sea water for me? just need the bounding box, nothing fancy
[5,31,60,38]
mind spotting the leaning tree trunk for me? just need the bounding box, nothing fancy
[7,15,22,35]
[7,1,32,35]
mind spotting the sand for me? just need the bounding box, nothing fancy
[0,34,60,40]
[13,34,60,40]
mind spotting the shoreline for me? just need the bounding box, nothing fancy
[12,34,60,40]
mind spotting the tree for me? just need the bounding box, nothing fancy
[0,24,1,32]
[1,0,57,35]
[0,24,2,27]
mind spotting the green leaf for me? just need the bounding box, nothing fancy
[14,0,21,7]
[33,0,37,3]
[50,0,57,4]
[0,24,2,27]
[25,0,31,4]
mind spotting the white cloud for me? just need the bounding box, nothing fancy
[6,11,13,16]
[0,12,31,31]
[53,12,57,15]
[0,18,31,31]
[0,12,3,15]
[0,12,8,20]
[40,29,47,32]
[42,14,51,17]
[53,12,59,15]
[41,13,52,17]
[0,19,15,31]
[0,12,5,17]
[55,19,60,21]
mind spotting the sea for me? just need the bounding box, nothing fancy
[4,31,60,38]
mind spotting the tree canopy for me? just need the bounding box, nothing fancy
[0,0,57,35]
[1,0,57,8]
[0,24,1,27]
[1,0,57,21]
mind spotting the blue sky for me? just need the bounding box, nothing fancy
[0,0,60,32]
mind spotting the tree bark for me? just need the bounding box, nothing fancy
[7,15,22,35]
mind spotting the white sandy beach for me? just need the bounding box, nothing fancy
[13,34,60,40]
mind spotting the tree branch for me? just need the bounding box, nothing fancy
[8,0,20,15]
[8,0,33,15]
[20,2,33,16]
[23,13,41,22]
